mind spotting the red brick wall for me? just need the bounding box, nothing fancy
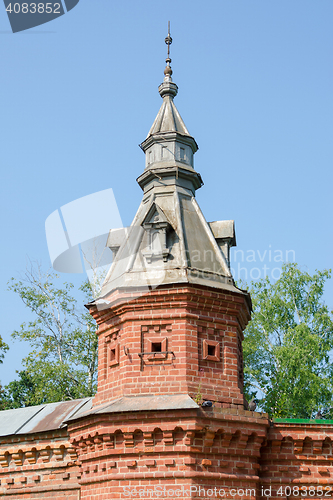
[0,429,80,498]
[68,406,269,499]
[3,278,333,500]
[90,284,251,407]
[260,421,333,500]
[5,412,333,499]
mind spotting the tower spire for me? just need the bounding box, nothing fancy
[158,22,177,98]
[164,21,173,81]
[139,24,199,172]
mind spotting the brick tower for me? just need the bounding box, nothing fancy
[2,28,333,500]
[67,28,269,499]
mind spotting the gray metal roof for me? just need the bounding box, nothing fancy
[0,395,198,436]
[100,191,239,297]
[0,398,92,438]
[99,64,244,300]
[66,394,199,422]
[209,220,236,246]
[146,70,190,139]
[147,93,190,138]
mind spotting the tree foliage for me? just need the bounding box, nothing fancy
[0,370,41,410]
[0,334,9,405]
[0,336,9,365]
[4,264,98,407]
[243,263,333,419]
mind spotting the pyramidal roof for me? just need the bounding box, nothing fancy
[98,30,242,302]
[146,28,190,139]
[147,81,190,137]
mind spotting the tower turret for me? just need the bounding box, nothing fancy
[140,25,198,177]
[89,27,250,410]
[100,28,235,297]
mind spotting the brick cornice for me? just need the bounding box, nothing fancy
[88,284,251,328]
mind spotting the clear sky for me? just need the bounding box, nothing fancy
[0,0,332,386]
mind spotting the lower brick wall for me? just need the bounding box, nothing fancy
[2,413,333,499]
[0,486,80,499]
[260,420,333,500]
[69,406,269,499]
[0,429,81,498]
[80,479,259,500]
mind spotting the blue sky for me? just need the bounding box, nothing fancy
[0,0,332,386]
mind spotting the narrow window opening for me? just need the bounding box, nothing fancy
[151,231,162,252]
[180,147,185,161]
[108,341,120,367]
[152,342,162,353]
[207,345,216,357]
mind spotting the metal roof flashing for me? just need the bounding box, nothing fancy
[0,398,92,438]
[65,394,200,423]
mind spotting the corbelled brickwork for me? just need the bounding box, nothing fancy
[2,407,333,498]
[90,284,250,408]
[0,429,80,498]
[260,420,333,500]
[68,405,268,500]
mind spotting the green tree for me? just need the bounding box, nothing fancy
[243,263,333,419]
[0,335,9,365]
[6,264,98,406]
[0,370,42,410]
[0,335,9,408]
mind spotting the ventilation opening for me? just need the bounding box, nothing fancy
[207,345,216,357]
[110,348,116,361]
[151,342,162,353]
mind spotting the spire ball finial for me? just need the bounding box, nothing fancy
[164,21,173,80]
[159,22,178,98]
[165,24,172,58]
[165,33,172,47]
[164,65,172,77]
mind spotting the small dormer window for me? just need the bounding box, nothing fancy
[151,231,162,252]
[142,204,173,264]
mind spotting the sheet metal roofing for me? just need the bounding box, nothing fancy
[66,394,199,422]
[0,397,92,437]
[147,94,190,138]
[0,395,199,436]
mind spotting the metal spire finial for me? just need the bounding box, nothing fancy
[165,21,172,59]
[164,21,173,79]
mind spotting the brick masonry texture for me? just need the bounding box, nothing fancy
[90,285,250,408]
[0,428,81,498]
[2,283,333,499]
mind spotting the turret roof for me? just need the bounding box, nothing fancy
[146,76,190,138]
[99,29,242,302]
